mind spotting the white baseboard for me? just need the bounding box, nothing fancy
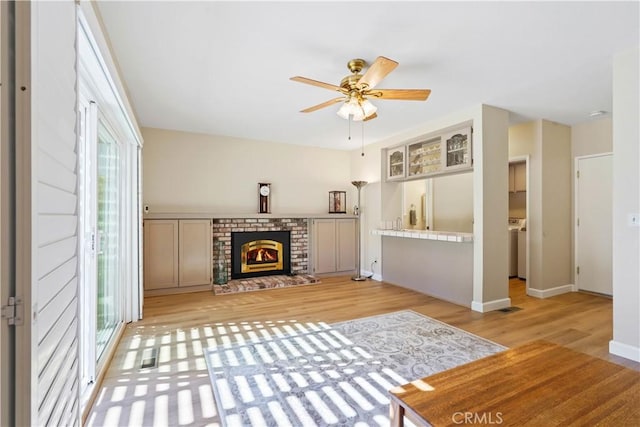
[527,284,574,299]
[361,270,382,282]
[609,340,640,362]
[471,298,511,313]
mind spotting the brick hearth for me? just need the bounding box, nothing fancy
[211,217,308,282]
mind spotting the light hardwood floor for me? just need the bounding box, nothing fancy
[86,277,639,426]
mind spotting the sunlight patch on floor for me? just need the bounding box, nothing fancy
[88,317,395,426]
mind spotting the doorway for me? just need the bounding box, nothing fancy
[575,154,613,295]
[508,156,529,295]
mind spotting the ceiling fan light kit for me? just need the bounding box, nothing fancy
[336,95,377,121]
[291,56,431,122]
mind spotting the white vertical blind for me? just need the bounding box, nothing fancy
[12,2,143,425]
[30,1,80,425]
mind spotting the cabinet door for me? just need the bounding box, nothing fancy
[336,218,356,272]
[313,219,337,274]
[386,146,406,181]
[508,164,515,193]
[514,163,526,192]
[144,220,179,290]
[442,127,472,171]
[179,220,212,286]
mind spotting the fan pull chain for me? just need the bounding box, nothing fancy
[348,115,352,141]
[361,120,365,156]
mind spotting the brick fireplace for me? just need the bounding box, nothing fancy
[212,217,308,282]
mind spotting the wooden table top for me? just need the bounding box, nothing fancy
[389,340,640,426]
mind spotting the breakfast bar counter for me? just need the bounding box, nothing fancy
[378,229,474,307]
[372,228,473,243]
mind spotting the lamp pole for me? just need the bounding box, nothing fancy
[351,180,368,281]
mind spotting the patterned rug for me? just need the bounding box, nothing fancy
[213,274,320,295]
[205,310,506,426]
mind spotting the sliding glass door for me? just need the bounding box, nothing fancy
[77,10,142,408]
[96,122,121,359]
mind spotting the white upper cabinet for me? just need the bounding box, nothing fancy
[385,125,473,181]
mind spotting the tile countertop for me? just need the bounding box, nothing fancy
[371,228,474,243]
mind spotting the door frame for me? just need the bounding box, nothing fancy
[508,155,530,292]
[574,152,613,294]
[0,2,13,424]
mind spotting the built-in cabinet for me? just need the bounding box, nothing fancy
[509,162,526,192]
[144,219,212,293]
[311,218,356,274]
[386,125,472,181]
[408,137,442,177]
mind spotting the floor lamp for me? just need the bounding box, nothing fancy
[351,180,368,281]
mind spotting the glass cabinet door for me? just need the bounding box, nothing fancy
[408,137,442,177]
[386,146,406,180]
[442,127,472,170]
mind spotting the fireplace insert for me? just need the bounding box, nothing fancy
[231,231,291,279]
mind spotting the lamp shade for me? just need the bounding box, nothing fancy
[337,97,377,121]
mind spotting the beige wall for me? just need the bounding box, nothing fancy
[572,117,612,158]
[508,120,573,293]
[433,172,474,232]
[540,121,573,289]
[473,105,510,307]
[611,47,639,360]
[142,127,354,214]
[382,237,473,307]
[508,122,537,157]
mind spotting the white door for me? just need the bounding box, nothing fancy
[576,154,612,295]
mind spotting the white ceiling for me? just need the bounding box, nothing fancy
[96,1,639,150]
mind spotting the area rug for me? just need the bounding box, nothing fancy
[205,310,506,426]
[213,274,320,295]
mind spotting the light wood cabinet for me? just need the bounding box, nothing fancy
[144,219,212,292]
[509,164,516,192]
[312,218,356,274]
[509,162,526,192]
[514,162,526,192]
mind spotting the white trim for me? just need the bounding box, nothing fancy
[609,340,640,362]
[0,3,14,425]
[15,2,35,425]
[527,284,574,299]
[77,3,142,146]
[573,152,614,161]
[471,298,511,313]
[137,147,143,320]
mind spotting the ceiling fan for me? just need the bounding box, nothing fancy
[291,56,431,121]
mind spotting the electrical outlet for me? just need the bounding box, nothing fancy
[629,213,640,227]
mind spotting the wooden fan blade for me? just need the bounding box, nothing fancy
[363,112,378,122]
[356,56,398,90]
[368,89,431,101]
[290,76,342,92]
[300,97,345,113]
